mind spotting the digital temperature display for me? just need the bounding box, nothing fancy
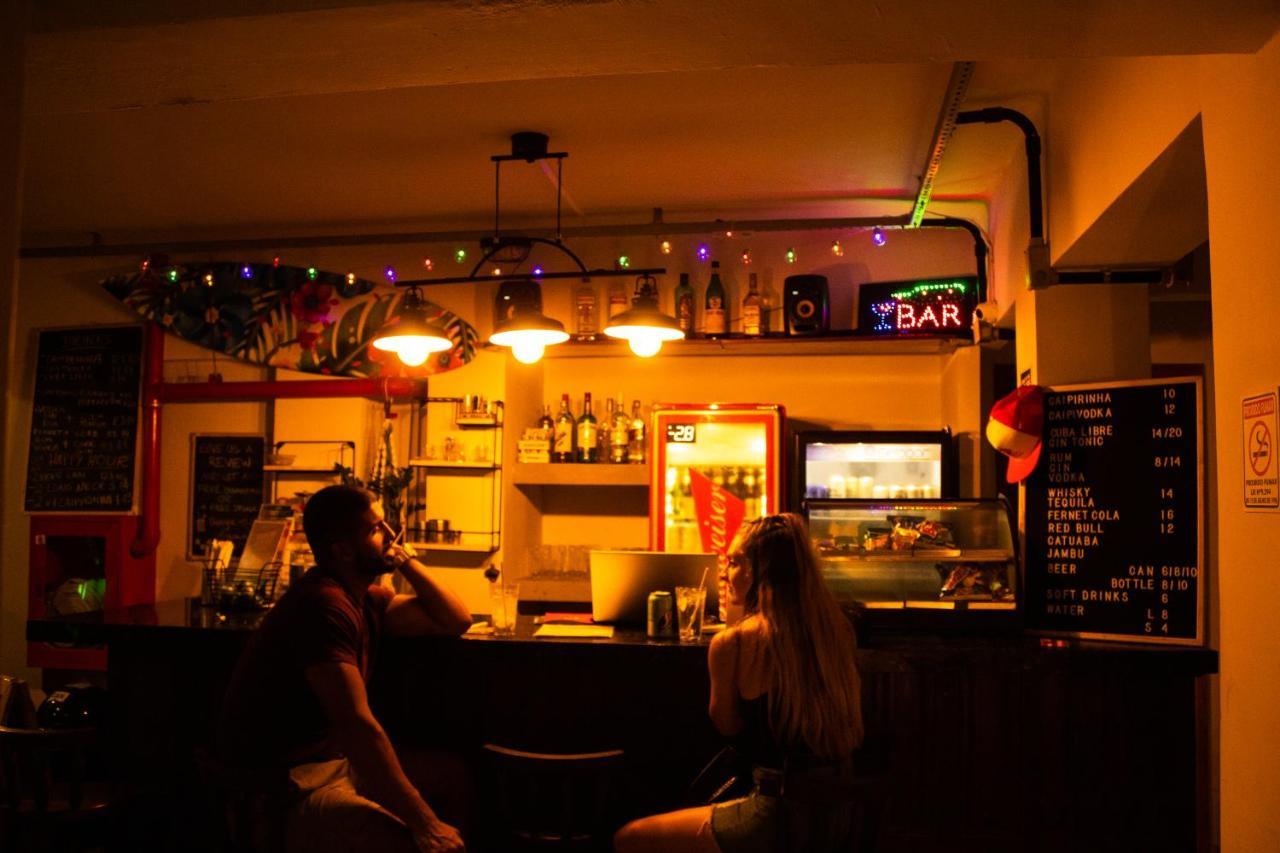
[666,423,697,443]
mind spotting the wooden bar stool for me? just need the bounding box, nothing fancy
[0,724,116,852]
[481,743,626,852]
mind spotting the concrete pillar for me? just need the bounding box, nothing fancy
[1015,283,1151,385]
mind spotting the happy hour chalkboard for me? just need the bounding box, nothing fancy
[190,435,265,559]
[1023,378,1203,645]
[24,325,144,513]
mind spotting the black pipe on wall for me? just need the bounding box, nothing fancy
[956,107,1044,242]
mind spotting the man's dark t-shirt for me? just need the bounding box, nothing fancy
[218,569,394,769]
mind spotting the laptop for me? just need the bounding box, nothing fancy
[589,550,719,625]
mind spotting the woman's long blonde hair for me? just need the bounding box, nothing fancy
[735,513,863,759]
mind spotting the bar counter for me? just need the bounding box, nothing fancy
[29,601,1217,852]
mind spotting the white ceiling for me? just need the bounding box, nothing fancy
[18,0,1280,245]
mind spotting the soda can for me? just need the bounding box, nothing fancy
[647,590,674,638]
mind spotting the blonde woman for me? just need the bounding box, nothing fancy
[615,513,864,853]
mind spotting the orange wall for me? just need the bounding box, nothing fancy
[1046,55,1203,262]
[1027,34,1280,850]
[0,1,28,681]
[1199,32,1280,852]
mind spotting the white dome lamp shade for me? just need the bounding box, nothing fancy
[604,277,684,357]
[371,289,454,366]
[490,311,570,364]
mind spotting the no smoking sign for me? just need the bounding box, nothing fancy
[1243,392,1279,509]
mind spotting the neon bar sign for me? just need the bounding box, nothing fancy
[858,277,977,338]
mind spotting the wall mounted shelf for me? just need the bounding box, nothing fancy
[511,463,649,487]
[542,336,964,359]
[408,541,499,553]
[409,460,501,470]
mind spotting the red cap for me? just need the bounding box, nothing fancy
[985,385,1045,483]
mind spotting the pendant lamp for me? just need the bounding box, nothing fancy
[604,273,685,357]
[489,280,569,364]
[371,287,453,366]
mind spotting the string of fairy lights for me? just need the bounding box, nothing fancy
[131,225,901,366]
[138,226,892,288]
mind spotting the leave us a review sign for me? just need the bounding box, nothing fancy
[1243,392,1278,509]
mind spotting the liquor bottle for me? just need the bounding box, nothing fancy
[596,398,609,461]
[575,283,598,340]
[628,400,646,465]
[725,466,741,498]
[537,404,555,455]
[553,394,576,463]
[610,395,630,464]
[760,276,778,335]
[576,393,599,463]
[608,280,630,321]
[704,261,727,338]
[604,398,618,462]
[674,273,695,337]
[742,273,762,337]
[742,466,758,519]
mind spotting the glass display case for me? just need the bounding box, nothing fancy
[805,498,1017,624]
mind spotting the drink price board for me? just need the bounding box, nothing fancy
[1023,378,1203,645]
[189,434,266,559]
[24,325,143,513]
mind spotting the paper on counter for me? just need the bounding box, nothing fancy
[533,624,615,639]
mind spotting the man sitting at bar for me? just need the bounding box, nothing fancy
[218,484,472,853]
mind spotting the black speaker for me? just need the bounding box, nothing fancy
[783,275,830,336]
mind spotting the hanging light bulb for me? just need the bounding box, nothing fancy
[741,249,752,265]
[831,240,844,257]
[604,273,685,358]
[627,336,665,358]
[871,226,887,247]
[371,287,454,366]
[696,243,711,262]
[785,248,797,264]
[511,339,549,364]
[660,239,672,255]
[489,280,569,364]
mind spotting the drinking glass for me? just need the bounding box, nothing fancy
[490,582,520,637]
[675,585,707,643]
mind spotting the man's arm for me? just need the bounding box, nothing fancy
[383,547,472,637]
[304,661,464,852]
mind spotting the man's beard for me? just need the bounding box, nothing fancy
[357,552,389,579]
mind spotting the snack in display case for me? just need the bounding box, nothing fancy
[805,498,1017,619]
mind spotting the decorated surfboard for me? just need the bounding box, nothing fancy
[101,259,479,377]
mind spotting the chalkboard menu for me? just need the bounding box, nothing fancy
[25,326,143,512]
[1024,378,1203,645]
[189,435,265,559]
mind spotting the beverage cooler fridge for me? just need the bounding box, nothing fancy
[650,404,785,554]
[793,430,956,509]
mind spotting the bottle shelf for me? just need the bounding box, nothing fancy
[539,335,963,359]
[408,460,501,471]
[818,548,1013,563]
[407,541,499,553]
[511,462,650,487]
[455,416,500,428]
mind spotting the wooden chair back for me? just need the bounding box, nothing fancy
[0,724,113,850]
[482,743,626,852]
